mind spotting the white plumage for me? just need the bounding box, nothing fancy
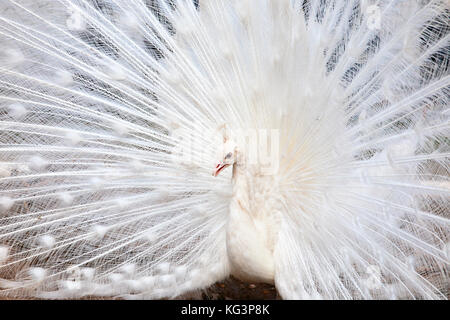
[0,0,449,299]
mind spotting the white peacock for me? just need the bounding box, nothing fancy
[0,0,448,299]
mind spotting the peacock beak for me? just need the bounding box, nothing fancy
[213,162,230,177]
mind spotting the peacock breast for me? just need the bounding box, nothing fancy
[226,170,282,284]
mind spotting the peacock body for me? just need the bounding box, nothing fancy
[0,0,449,299]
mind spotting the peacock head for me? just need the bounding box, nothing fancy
[213,139,238,177]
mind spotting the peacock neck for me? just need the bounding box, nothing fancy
[226,162,279,283]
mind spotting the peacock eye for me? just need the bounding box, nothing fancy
[225,152,232,159]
